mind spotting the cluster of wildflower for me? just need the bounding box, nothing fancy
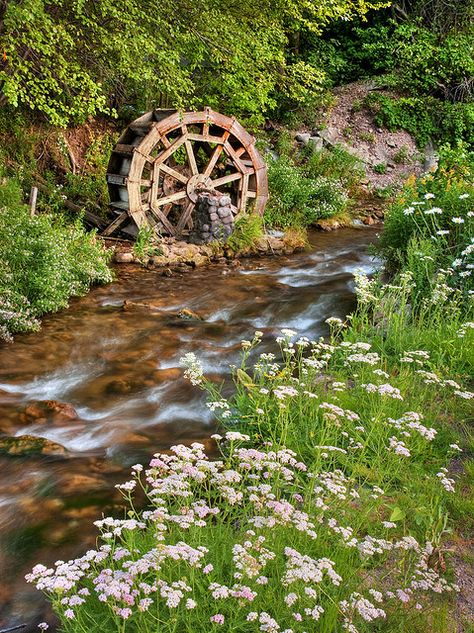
[27,433,459,632]
[353,270,377,304]
[399,350,430,366]
[386,411,437,442]
[179,352,204,385]
[457,321,474,338]
[360,383,403,400]
[415,369,474,399]
[436,468,456,493]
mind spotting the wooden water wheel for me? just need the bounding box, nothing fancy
[104,108,268,238]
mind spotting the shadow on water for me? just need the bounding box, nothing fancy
[0,227,379,626]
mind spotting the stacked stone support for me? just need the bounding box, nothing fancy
[190,190,235,244]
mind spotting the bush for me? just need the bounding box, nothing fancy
[364,93,474,149]
[265,155,349,229]
[377,145,474,303]
[0,175,113,341]
[303,145,364,191]
[226,214,264,252]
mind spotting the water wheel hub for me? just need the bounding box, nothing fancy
[186,174,213,203]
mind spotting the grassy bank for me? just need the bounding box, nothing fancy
[25,145,473,632]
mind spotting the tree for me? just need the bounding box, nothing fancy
[0,0,389,126]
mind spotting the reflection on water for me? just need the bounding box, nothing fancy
[0,227,378,627]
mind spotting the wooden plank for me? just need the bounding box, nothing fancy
[106,173,127,186]
[149,203,176,235]
[160,163,188,184]
[187,133,224,144]
[101,212,128,237]
[175,201,195,234]
[239,173,249,213]
[223,141,248,173]
[154,190,188,207]
[212,172,242,187]
[113,144,136,156]
[154,134,187,166]
[185,139,198,175]
[203,130,230,178]
[150,162,161,206]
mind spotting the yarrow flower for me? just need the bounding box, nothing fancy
[180,352,204,385]
[210,614,225,625]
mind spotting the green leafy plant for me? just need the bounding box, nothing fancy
[133,226,163,261]
[0,173,113,341]
[377,144,474,304]
[226,214,264,252]
[373,162,387,174]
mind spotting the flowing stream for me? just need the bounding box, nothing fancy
[0,227,378,627]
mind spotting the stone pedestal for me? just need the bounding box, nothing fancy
[190,191,235,244]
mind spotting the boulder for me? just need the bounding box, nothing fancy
[114,251,135,263]
[21,400,79,425]
[295,132,311,144]
[308,136,324,152]
[318,126,339,146]
[178,308,203,321]
[0,434,67,456]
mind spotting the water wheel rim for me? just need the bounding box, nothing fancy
[106,108,268,237]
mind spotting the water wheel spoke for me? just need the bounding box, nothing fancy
[212,172,242,188]
[150,203,176,235]
[155,190,188,206]
[160,163,188,185]
[155,135,187,165]
[223,141,248,173]
[161,135,171,148]
[185,140,199,176]
[176,201,195,233]
[203,145,224,178]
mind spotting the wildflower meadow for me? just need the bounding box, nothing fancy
[26,151,473,632]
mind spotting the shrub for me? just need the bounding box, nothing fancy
[303,145,364,192]
[0,175,113,341]
[265,156,349,229]
[377,145,474,303]
[226,213,264,252]
[364,93,474,149]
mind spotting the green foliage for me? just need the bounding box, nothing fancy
[226,214,264,252]
[377,145,474,304]
[265,150,352,229]
[303,144,364,191]
[0,174,113,341]
[364,93,474,149]
[0,0,389,127]
[133,226,163,261]
[61,134,115,214]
